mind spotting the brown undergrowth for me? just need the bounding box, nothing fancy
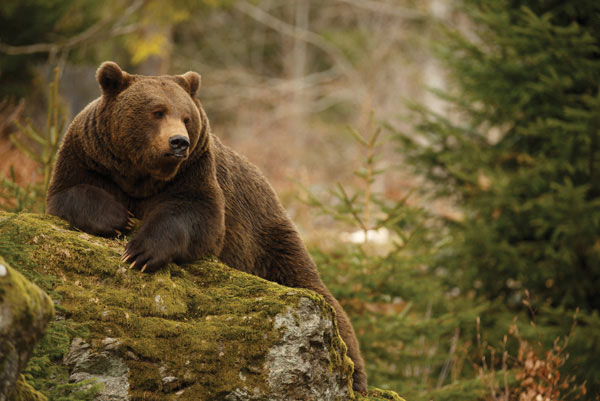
[475,293,588,401]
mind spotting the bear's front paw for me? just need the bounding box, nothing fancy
[121,235,171,273]
[89,203,135,237]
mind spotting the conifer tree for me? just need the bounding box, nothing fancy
[400,0,600,311]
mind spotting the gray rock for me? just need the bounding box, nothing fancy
[224,297,352,401]
[266,297,351,401]
[64,337,130,401]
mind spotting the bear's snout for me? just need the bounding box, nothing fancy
[169,135,190,156]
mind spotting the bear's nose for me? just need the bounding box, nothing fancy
[169,135,190,152]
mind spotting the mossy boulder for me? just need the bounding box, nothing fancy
[0,212,404,401]
[0,256,54,401]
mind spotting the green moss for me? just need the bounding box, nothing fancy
[21,319,99,400]
[0,256,54,331]
[0,212,360,399]
[0,256,55,401]
[9,375,47,401]
[10,373,101,401]
[358,387,406,401]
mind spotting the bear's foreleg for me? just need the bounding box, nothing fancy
[47,184,133,237]
[122,199,225,272]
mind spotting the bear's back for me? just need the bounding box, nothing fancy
[210,135,291,276]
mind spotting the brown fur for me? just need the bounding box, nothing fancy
[46,61,367,392]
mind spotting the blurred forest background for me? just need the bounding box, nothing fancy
[1,0,599,400]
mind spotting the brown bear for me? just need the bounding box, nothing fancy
[46,61,367,392]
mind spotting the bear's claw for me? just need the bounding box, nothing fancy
[126,217,135,230]
[122,237,163,272]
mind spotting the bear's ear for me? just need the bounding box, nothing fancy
[175,71,201,98]
[96,61,130,96]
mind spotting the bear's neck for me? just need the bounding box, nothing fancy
[111,172,167,199]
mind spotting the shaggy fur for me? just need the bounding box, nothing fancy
[47,61,367,391]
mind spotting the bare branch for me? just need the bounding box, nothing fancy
[0,99,25,134]
[336,0,425,21]
[0,0,146,56]
[233,1,365,93]
[0,42,59,56]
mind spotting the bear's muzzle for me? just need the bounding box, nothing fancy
[168,135,190,158]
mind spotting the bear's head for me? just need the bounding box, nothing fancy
[95,61,205,182]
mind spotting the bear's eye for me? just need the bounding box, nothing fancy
[153,110,165,119]
[183,117,190,125]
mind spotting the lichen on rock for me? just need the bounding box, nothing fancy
[266,297,351,400]
[63,337,129,401]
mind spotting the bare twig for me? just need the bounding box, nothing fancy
[0,0,146,56]
[0,99,25,134]
[234,1,365,93]
[337,0,425,21]
[437,327,460,388]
